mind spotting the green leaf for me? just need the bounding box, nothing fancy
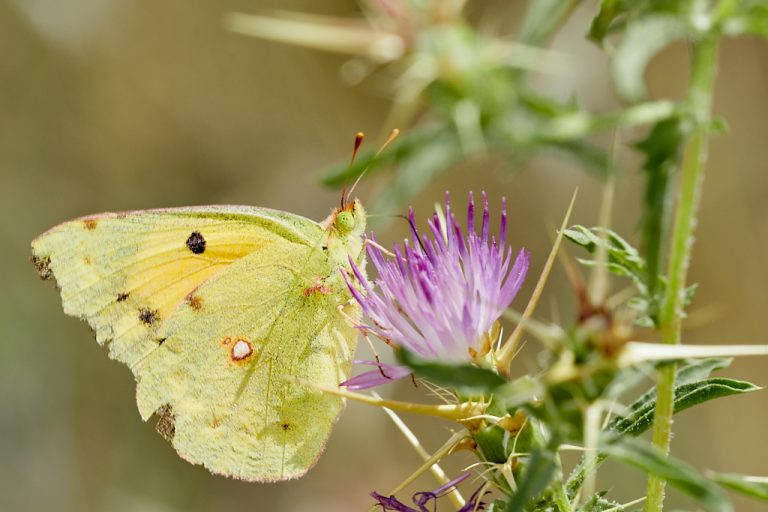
[564,359,737,496]
[588,0,629,44]
[579,492,624,511]
[564,225,647,293]
[601,436,732,512]
[587,0,694,45]
[612,358,729,427]
[612,15,691,102]
[607,377,760,436]
[396,349,505,395]
[675,357,732,385]
[504,449,557,512]
[710,472,768,501]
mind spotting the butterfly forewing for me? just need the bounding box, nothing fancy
[31,206,323,368]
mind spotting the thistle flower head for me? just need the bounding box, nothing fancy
[342,191,529,389]
[371,471,485,511]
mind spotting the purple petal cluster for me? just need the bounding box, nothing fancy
[342,192,529,389]
[371,472,485,511]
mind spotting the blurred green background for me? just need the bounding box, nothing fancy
[2,1,767,511]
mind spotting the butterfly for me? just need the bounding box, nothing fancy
[31,197,367,482]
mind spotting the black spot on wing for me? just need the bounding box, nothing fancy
[116,292,129,302]
[185,231,206,254]
[138,307,159,326]
[32,255,53,280]
[155,404,175,441]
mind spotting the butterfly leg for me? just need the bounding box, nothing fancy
[337,301,395,380]
[362,331,398,380]
[362,238,397,258]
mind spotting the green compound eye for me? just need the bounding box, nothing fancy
[335,211,355,234]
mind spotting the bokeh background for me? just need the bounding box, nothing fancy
[2,1,767,511]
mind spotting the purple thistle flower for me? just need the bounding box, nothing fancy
[371,472,486,511]
[341,191,530,389]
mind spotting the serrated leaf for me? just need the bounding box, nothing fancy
[612,15,691,102]
[676,357,732,385]
[396,348,505,395]
[607,377,760,436]
[710,472,768,502]
[601,436,732,512]
[564,225,647,293]
[505,449,558,512]
[564,359,737,497]
[579,492,624,511]
[613,358,730,426]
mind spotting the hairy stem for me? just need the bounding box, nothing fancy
[552,454,574,512]
[645,34,719,512]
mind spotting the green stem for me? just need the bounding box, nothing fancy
[645,35,720,512]
[552,452,574,512]
[552,477,573,512]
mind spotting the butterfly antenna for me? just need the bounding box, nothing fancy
[341,132,365,209]
[346,128,399,204]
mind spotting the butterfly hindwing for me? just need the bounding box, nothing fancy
[135,236,358,481]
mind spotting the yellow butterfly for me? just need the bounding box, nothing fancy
[31,198,366,482]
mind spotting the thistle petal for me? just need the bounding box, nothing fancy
[340,361,413,389]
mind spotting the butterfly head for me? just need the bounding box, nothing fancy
[332,199,366,237]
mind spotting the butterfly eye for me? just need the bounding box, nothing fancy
[335,211,356,234]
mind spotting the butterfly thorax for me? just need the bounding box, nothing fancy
[322,198,367,294]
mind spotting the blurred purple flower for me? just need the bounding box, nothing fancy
[371,472,485,511]
[341,191,529,389]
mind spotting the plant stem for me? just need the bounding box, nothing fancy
[552,478,573,512]
[645,34,719,512]
[312,383,484,421]
[552,454,574,512]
